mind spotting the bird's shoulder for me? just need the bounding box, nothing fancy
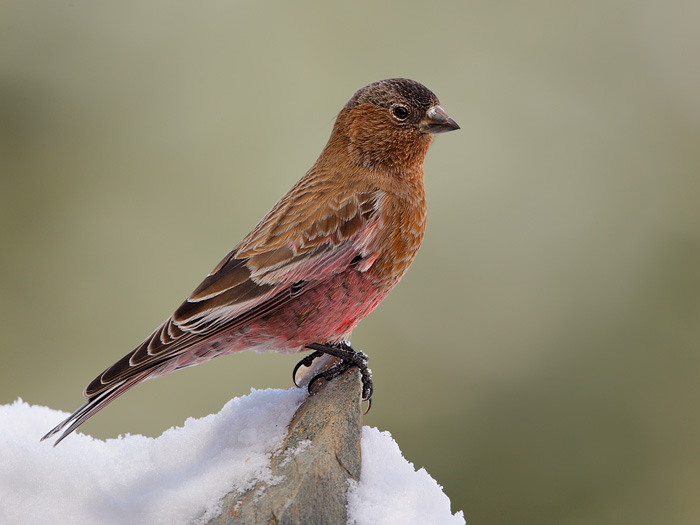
[234,168,384,259]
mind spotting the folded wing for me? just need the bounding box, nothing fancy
[87,187,381,397]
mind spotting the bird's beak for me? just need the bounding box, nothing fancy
[419,105,460,134]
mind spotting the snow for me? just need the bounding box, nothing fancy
[348,427,466,525]
[0,391,464,525]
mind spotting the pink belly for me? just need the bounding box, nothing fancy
[162,269,387,375]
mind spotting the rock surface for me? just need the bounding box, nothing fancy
[206,355,363,524]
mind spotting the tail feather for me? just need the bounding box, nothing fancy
[41,367,160,446]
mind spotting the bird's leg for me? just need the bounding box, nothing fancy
[296,342,373,406]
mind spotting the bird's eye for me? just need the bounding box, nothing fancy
[392,105,409,120]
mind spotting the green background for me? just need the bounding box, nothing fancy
[2,2,700,523]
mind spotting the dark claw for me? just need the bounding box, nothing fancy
[292,350,324,387]
[297,343,374,407]
[307,360,352,393]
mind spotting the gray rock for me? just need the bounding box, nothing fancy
[206,355,363,524]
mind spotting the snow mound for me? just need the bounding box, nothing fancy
[0,391,464,524]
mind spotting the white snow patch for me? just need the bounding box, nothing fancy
[275,438,312,468]
[347,427,465,525]
[0,390,305,524]
[0,391,463,524]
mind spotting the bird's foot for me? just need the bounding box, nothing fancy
[293,342,373,411]
[292,350,325,387]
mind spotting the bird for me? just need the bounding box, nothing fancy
[42,78,459,445]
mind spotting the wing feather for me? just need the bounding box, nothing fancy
[84,188,381,398]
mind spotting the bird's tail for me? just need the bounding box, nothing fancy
[41,367,156,446]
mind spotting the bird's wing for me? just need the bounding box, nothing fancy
[41,182,382,445]
[84,186,381,398]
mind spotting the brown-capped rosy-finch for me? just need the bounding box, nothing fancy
[42,78,459,445]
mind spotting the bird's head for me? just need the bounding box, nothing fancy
[329,78,459,174]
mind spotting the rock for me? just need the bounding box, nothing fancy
[206,355,363,524]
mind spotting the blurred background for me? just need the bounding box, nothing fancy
[2,1,700,523]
